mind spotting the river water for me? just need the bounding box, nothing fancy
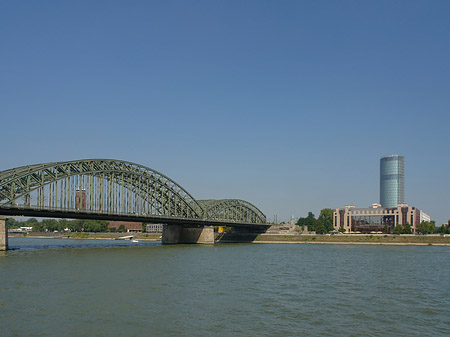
[1,238,449,336]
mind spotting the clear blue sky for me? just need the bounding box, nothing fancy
[1,1,449,224]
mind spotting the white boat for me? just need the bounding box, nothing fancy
[115,235,134,240]
[131,239,139,243]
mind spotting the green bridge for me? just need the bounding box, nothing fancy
[0,159,269,249]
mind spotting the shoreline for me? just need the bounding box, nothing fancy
[9,233,450,246]
[11,236,161,241]
[254,241,450,246]
[9,233,161,241]
[252,233,450,246]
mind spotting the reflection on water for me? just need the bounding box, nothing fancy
[1,238,449,336]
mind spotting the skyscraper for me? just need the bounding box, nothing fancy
[380,155,404,208]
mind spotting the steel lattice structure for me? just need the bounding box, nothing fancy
[0,159,266,224]
[198,199,266,224]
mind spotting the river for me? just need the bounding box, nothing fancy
[1,238,449,336]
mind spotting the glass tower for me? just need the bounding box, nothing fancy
[380,155,404,208]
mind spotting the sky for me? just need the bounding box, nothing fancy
[1,0,449,224]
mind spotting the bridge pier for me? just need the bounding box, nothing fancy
[162,225,214,244]
[0,217,8,251]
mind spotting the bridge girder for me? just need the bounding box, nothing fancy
[0,159,203,218]
[0,159,266,224]
[198,199,266,224]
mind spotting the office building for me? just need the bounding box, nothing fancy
[146,223,163,233]
[333,203,422,233]
[380,155,404,208]
[332,155,431,233]
[419,210,431,223]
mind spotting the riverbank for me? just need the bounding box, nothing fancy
[9,232,450,246]
[253,233,450,246]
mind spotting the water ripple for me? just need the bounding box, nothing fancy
[0,239,449,336]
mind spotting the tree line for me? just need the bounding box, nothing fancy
[417,220,450,235]
[381,221,448,234]
[5,217,131,233]
[295,209,334,234]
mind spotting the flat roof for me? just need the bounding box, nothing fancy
[380,154,404,159]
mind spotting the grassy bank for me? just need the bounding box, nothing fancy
[254,234,450,245]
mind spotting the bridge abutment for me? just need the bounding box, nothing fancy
[0,217,8,251]
[162,225,214,244]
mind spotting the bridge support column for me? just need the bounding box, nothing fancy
[162,225,214,245]
[0,217,8,251]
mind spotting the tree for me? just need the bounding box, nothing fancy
[318,208,334,233]
[438,224,447,234]
[5,218,20,229]
[70,220,83,232]
[431,221,438,234]
[403,224,412,234]
[416,221,435,234]
[393,225,404,234]
[32,221,45,232]
[416,222,425,234]
[26,218,39,228]
[296,212,317,231]
[315,222,327,234]
[58,219,72,231]
[42,219,59,231]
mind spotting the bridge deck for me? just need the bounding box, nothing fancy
[0,205,269,230]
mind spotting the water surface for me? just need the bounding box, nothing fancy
[1,238,449,336]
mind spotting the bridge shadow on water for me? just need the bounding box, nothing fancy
[215,227,267,243]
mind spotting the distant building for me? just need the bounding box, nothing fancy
[380,155,405,208]
[108,221,142,233]
[419,210,431,223]
[333,155,431,233]
[146,224,163,233]
[333,203,424,233]
[75,189,86,210]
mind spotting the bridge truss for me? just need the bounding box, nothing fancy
[0,159,266,226]
[198,199,266,224]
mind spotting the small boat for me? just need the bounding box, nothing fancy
[131,239,139,243]
[115,235,134,240]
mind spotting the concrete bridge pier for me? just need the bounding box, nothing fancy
[162,225,214,244]
[0,217,8,251]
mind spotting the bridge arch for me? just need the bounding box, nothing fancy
[198,199,266,224]
[0,159,267,224]
[0,159,203,218]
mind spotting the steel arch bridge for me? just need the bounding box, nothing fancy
[0,159,267,227]
[198,199,266,224]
